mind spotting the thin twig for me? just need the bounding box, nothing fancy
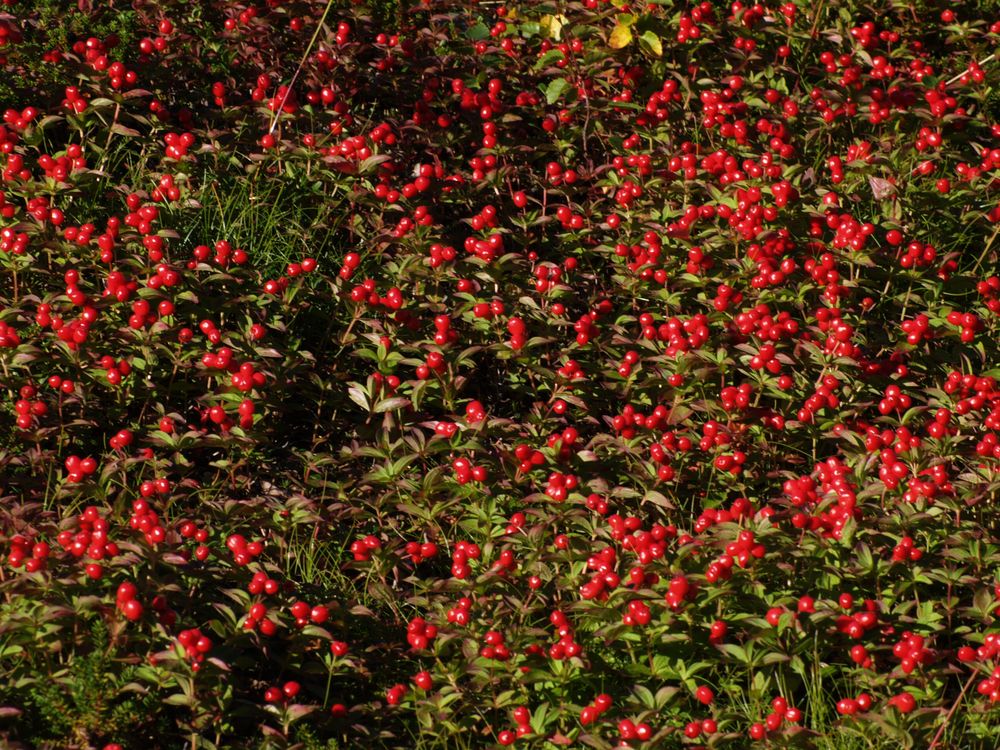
[972,220,1000,277]
[946,53,996,87]
[928,671,977,750]
[268,0,337,135]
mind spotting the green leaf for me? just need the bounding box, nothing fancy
[519,21,541,37]
[632,684,656,708]
[347,385,370,411]
[717,643,751,664]
[546,77,570,105]
[534,49,567,69]
[466,22,490,40]
[638,30,662,57]
[374,397,411,413]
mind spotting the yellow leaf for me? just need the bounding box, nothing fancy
[540,14,568,41]
[609,23,633,49]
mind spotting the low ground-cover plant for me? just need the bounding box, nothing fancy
[4,0,1000,748]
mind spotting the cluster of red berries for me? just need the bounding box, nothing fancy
[100,269,136,303]
[62,86,88,114]
[658,314,712,356]
[892,631,934,674]
[748,696,803,739]
[163,131,195,159]
[451,540,481,579]
[479,629,511,661]
[347,279,403,309]
[665,574,693,610]
[130,498,167,546]
[38,144,86,181]
[403,540,438,564]
[264,681,301,704]
[289,600,329,628]
[2,106,36,131]
[427,242,457,268]
[891,535,923,563]
[0,227,27,254]
[579,546,617,601]
[349,534,381,561]
[834,595,879,639]
[787,458,858,538]
[462,400,486,425]
[616,238,667,285]
[693,497,756,533]
[225,533,264,566]
[897,239,937,270]
[190,240,248,268]
[901,313,933,345]
[175,627,212,670]
[107,428,133,451]
[976,275,1000,313]
[719,383,753,412]
[451,456,487,485]
[684,716,718,739]
[711,282,743,312]
[12,384,45,429]
[6,534,49,572]
[584,493,611,515]
[463,230,505,263]
[177,520,210,561]
[579,693,613,725]
[876,384,912,416]
[99,355,132,386]
[618,717,655,742]
[27,195,56,225]
[514,443,545,474]
[121,203,159,242]
[445,596,473,626]
[876,446,910,490]
[622,599,652,627]
[244,601,278,636]
[116,581,143,622]
[901,464,952,504]
[705,530,765,583]
[405,617,437,650]
[497,706,533,745]
[385,682,408,706]
[64,454,98,483]
[414,350,445,380]
[4,152,32,182]
[431,314,458,346]
[544,471,577,502]
[151,173,182,202]
[231,361,266,393]
[887,692,917,713]
[54,506,119,580]
[489,547,517,575]
[836,692,873,716]
[945,310,981,343]
[622,524,673,570]
[126,299,174,330]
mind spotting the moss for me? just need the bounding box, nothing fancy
[2,619,170,749]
